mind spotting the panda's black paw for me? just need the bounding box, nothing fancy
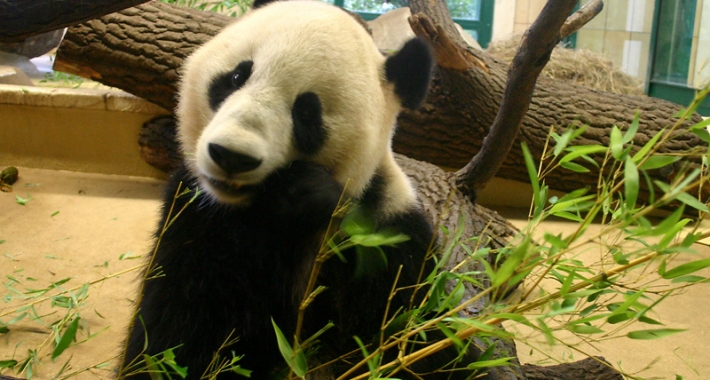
[255,161,343,226]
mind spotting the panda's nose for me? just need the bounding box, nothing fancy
[208,143,262,174]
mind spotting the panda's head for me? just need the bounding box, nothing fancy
[177,0,433,206]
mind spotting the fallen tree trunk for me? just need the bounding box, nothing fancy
[0,0,150,42]
[53,1,705,206]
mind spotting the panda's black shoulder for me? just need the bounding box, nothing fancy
[251,0,275,8]
[361,172,433,239]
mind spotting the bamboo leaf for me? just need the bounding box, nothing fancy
[0,360,18,369]
[691,127,710,144]
[467,357,515,369]
[608,289,645,318]
[689,116,710,131]
[607,312,634,324]
[436,323,463,349]
[658,219,691,250]
[52,317,80,360]
[662,259,710,279]
[552,128,573,157]
[560,270,575,296]
[639,155,681,170]
[492,236,530,288]
[349,232,410,247]
[627,328,686,340]
[271,319,307,378]
[675,192,709,212]
[353,336,380,375]
[625,156,639,209]
[521,142,540,197]
[633,129,665,163]
[488,313,534,327]
[610,126,624,160]
[623,112,640,143]
[650,205,685,237]
[559,161,590,173]
[15,194,32,205]
[536,319,555,346]
[559,145,607,164]
[163,348,188,377]
[567,324,604,334]
[567,313,608,326]
[671,275,708,283]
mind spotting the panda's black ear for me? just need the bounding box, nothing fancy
[251,0,276,9]
[385,38,434,110]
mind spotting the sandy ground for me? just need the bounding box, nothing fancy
[1,167,708,379]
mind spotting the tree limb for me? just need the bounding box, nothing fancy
[0,0,150,42]
[561,0,604,39]
[454,0,599,196]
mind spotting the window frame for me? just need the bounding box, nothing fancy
[646,0,709,115]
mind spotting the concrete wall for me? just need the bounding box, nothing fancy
[501,0,708,87]
[0,84,168,178]
[694,1,709,88]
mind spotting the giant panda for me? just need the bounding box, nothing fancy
[119,1,491,379]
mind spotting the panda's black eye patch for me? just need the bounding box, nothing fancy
[208,60,254,111]
[292,92,326,155]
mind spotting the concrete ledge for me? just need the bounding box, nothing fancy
[0,84,169,178]
[0,83,168,114]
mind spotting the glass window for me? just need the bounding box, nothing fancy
[341,0,482,19]
[329,0,491,47]
[448,0,480,20]
[651,0,697,85]
[343,0,408,13]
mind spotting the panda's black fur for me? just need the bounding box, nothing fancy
[121,161,438,378]
[120,1,492,379]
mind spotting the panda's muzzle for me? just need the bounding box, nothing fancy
[208,143,262,174]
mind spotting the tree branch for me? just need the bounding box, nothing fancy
[454,0,602,197]
[561,0,604,39]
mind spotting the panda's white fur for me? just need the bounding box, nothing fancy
[120,1,490,379]
[177,1,414,214]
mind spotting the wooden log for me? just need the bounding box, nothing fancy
[523,356,623,380]
[0,0,150,42]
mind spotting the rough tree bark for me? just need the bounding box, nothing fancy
[522,357,622,380]
[53,2,705,206]
[0,0,150,42]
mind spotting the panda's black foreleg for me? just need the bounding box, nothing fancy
[120,162,345,379]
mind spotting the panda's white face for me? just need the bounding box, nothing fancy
[177,1,401,205]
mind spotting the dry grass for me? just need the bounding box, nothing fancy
[487,35,644,95]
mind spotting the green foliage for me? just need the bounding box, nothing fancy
[14,193,31,205]
[159,0,251,17]
[342,0,478,19]
[39,71,84,88]
[486,91,710,379]
[273,319,307,378]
